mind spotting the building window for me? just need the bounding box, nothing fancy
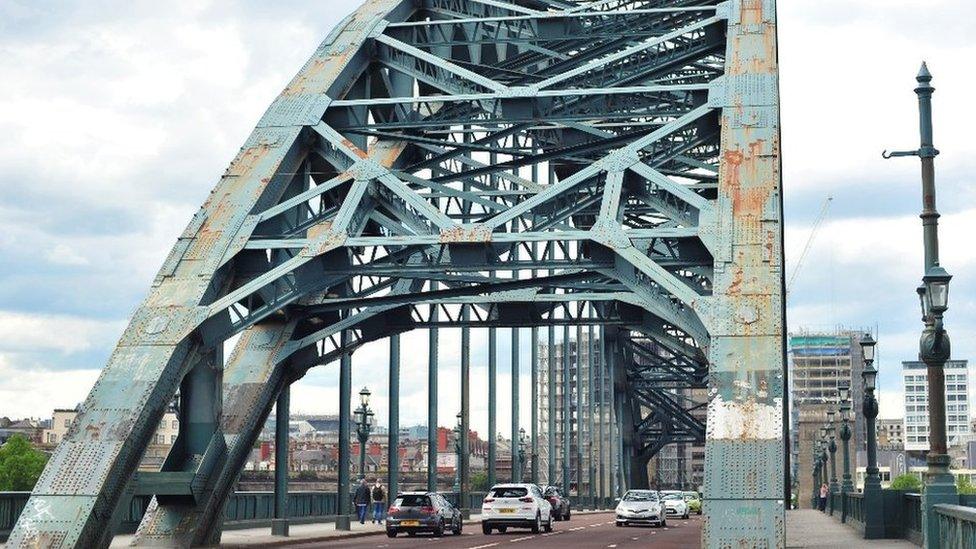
[64,418,71,428]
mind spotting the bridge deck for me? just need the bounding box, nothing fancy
[785,510,916,548]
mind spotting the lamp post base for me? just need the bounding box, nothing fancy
[271,518,289,537]
[922,454,956,549]
[335,515,352,531]
[862,477,884,539]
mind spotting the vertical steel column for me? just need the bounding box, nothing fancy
[428,302,439,493]
[576,323,583,503]
[606,335,615,500]
[588,320,596,508]
[337,329,352,530]
[531,322,540,484]
[488,324,497,487]
[598,326,606,506]
[562,325,571,495]
[547,320,556,484]
[512,327,521,482]
[272,385,290,536]
[388,335,400,501]
[704,1,786,544]
[460,308,470,510]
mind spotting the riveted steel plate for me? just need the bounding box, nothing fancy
[703,439,783,499]
[701,498,784,548]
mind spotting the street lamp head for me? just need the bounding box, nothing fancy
[859,332,877,363]
[916,285,928,320]
[837,382,851,404]
[366,410,374,427]
[359,386,371,407]
[923,265,951,314]
[519,427,526,439]
[862,365,878,392]
[456,411,463,428]
[826,409,835,424]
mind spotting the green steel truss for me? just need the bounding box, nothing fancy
[8,0,784,547]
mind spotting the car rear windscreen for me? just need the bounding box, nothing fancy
[490,487,528,498]
[395,495,431,507]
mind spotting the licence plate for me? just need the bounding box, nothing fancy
[401,520,420,526]
[499,508,516,513]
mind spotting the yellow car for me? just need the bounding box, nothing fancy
[683,491,702,515]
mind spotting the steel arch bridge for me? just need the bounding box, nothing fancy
[9,0,784,547]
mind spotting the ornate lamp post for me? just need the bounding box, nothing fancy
[453,412,463,493]
[826,412,838,515]
[838,383,853,523]
[859,333,883,538]
[812,445,822,509]
[355,387,373,479]
[518,428,527,482]
[884,63,956,549]
[818,427,828,513]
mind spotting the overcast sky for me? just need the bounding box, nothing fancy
[1,1,974,434]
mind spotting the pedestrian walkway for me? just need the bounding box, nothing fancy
[786,510,916,548]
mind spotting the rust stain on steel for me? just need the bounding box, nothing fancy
[343,139,369,159]
[439,225,492,243]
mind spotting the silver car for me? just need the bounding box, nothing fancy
[615,490,666,527]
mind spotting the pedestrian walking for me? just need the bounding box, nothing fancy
[818,483,828,511]
[371,479,386,523]
[354,478,371,524]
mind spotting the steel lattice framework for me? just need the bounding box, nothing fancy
[9,0,784,547]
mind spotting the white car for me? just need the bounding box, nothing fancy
[481,483,553,534]
[615,490,666,527]
[661,492,690,519]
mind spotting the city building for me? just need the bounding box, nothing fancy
[877,418,904,450]
[902,360,969,451]
[789,329,868,509]
[537,331,608,494]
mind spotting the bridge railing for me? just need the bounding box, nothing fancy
[903,492,924,545]
[844,491,864,529]
[934,503,976,547]
[0,492,29,542]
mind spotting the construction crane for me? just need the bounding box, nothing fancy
[786,196,832,295]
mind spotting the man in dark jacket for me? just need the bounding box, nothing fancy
[354,478,371,524]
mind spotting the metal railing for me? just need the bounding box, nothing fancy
[1,488,615,541]
[845,491,864,528]
[934,504,976,548]
[904,493,924,546]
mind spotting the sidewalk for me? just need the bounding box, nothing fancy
[110,510,614,547]
[786,510,915,548]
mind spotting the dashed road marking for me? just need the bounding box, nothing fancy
[509,535,535,542]
[466,543,499,549]
[607,545,617,548]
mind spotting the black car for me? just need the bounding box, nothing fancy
[386,492,463,537]
[543,485,571,521]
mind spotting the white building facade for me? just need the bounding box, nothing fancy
[902,360,969,451]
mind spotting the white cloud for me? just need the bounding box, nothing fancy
[0,356,100,419]
[0,310,123,354]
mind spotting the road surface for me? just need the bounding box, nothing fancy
[282,512,702,548]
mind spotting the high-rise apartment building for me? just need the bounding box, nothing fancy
[902,360,969,451]
[537,330,609,496]
[790,329,867,509]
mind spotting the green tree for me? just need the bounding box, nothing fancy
[470,471,489,491]
[889,473,922,492]
[0,435,48,491]
[956,475,976,495]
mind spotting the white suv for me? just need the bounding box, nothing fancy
[661,491,690,519]
[481,483,553,534]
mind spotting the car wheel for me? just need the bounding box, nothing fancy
[386,530,397,538]
[683,511,689,519]
[544,514,553,533]
[565,509,571,521]
[661,518,667,528]
[452,516,462,536]
[433,519,445,537]
[498,526,507,533]
[615,522,623,528]
[531,513,542,534]
[482,523,492,535]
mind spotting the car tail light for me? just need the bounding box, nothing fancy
[519,497,533,503]
[483,498,495,503]
[420,506,435,515]
[388,507,399,514]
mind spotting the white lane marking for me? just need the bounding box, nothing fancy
[607,545,617,548]
[509,535,535,542]
[466,543,499,549]
[569,526,586,531]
